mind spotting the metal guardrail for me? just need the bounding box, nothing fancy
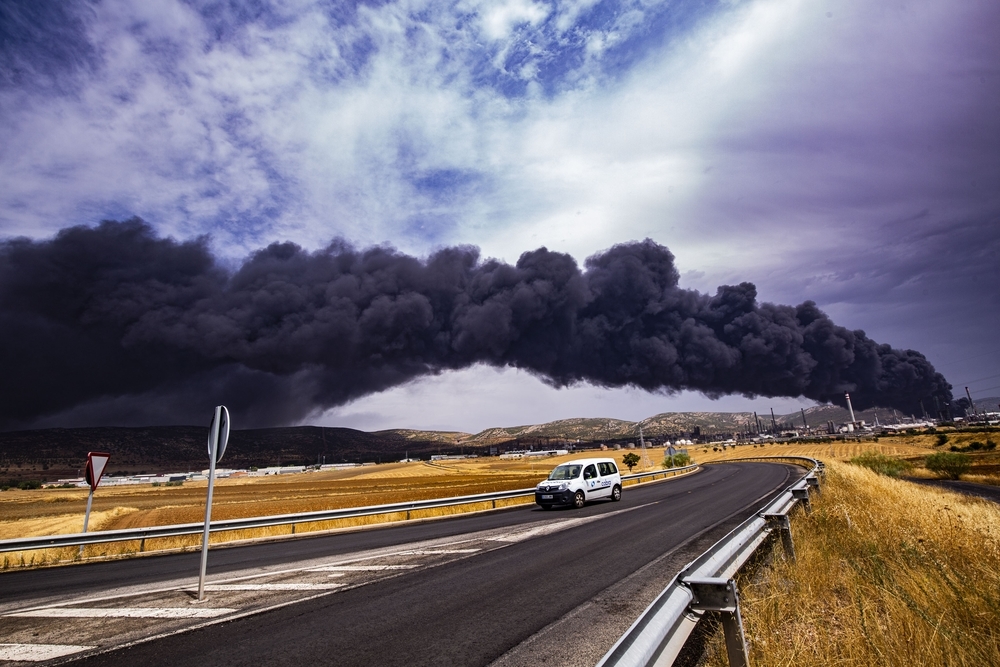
[596,456,823,667]
[0,464,698,554]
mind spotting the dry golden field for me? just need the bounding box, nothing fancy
[703,460,1000,666]
[693,433,939,463]
[2,435,990,569]
[0,451,683,568]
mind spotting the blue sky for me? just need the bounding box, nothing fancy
[1,0,998,432]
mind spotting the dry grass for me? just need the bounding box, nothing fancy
[694,437,936,464]
[704,461,1000,666]
[963,474,1000,487]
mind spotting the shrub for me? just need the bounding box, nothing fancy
[662,452,692,468]
[849,452,911,478]
[925,452,971,480]
[621,452,640,472]
[935,434,949,447]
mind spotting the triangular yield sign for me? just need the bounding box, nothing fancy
[86,452,111,491]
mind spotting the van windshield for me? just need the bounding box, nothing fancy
[548,464,581,480]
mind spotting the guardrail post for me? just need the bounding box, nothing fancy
[805,476,820,494]
[792,487,811,514]
[685,578,750,667]
[765,514,795,562]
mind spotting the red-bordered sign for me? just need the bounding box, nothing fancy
[85,452,111,491]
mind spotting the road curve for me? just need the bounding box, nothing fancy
[1,462,801,666]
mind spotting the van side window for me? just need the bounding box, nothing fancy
[606,462,619,475]
[598,462,614,476]
[583,464,597,480]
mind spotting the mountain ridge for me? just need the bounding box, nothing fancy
[3,399,995,482]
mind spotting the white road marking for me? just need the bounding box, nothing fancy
[9,607,236,619]
[312,564,419,572]
[395,549,481,555]
[0,644,96,661]
[490,504,656,543]
[203,583,343,591]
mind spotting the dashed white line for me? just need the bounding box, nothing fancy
[0,644,96,661]
[9,607,236,619]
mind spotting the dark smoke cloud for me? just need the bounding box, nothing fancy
[0,219,953,429]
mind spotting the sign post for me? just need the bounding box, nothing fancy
[80,452,110,557]
[667,445,676,468]
[197,405,230,601]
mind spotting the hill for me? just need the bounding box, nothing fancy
[0,425,453,482]
[5,400,995,482]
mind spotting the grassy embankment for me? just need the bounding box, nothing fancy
[1,450,681,569]
[702,458,1000,665]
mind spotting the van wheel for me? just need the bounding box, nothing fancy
[540,504,552,510]
[611,485,622,502]
[573,491,586,509]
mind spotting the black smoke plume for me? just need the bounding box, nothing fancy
[0,219,952,429]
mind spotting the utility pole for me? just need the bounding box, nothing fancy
[966,387,978,416]
[639,426,652,470]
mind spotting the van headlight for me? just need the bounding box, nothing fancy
[556,482,569,491]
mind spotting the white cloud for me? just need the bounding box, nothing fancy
[473,0,551,41]
[1,0,996,428]
[317,364,816,433]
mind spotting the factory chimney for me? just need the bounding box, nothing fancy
[845,392,857,425]
[801,408,808,428]
[770,408,778,433]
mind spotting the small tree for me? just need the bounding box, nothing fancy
[925,452,971,480]
[622,452,641,472]
[662,452,691,469]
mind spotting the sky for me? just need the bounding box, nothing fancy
[1,0,998,433]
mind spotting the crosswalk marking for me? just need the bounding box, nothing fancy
[9,607,236,619]
[313,564,419,572]
[204,583,342,591]
[0,644,96,661]
[396,549,481,555]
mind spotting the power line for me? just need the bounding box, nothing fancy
[961,372,1000,386]
[942,349,1000,365]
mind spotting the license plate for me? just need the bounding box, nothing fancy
[541,494,553,500]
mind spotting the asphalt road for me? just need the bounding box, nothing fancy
[908,477,1000,504]
[1,462,800,666]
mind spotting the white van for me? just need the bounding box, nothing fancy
[535,458,622,509]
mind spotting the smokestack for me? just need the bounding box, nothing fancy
[800,408,808,428]
[770,408,778,432]
[845,392,857,425]
[754,412,761,434]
